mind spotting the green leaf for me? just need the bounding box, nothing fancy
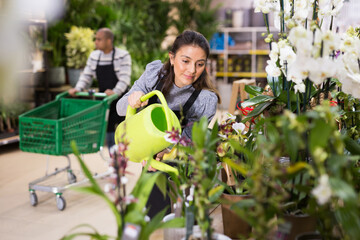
[223,158,247,176]
[208,185,225,203]
[60,223,113,240]
[128,172,161,212]
[140,208,182,239]
[241,101,273,123]
[232,198,256,210]
[335,207,360,239]
[286,162,309,175]
[245,85,264,96]
[155,173,167,199]
[267,75,281,97]
[284,129,299,160]
[160,217,185,228]
[192,117,206,148]
[329,177,357,202]
[309,119,333,153]
[264,122,279,144]
[71,186,103,196]
[228,139,255,164]
[210,121,219,143]
[344,136,360,155]
[124,210,146,225]
[241,95,275,108]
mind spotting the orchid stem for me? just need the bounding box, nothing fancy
[280,0,285,34]
[272,77,276,96]
[296,93,300,115]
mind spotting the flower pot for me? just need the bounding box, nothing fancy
[220,193,252,239]
[275,214,317,240]
[67,68,83,87]
[47,66,65,87]
[295,232,322,240]
[163,213,200,240]
[181,232,231,240]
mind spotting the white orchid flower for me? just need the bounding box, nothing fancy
[266,60,281,77]
[288,56,311,83]
[232,122,246,135]
[269,42,279,62]
[345,73,360,98]
[341,52,360,75]
[288,25,312,49]
[294,82,306,93]
[254,0,278,13]
[330,0,344,16]
[322,30,340,56]
[312,174,332,205]
[279,45,297,67]
[308,57,337,85]
[293,0,311,20]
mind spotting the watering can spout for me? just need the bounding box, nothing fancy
[115,90,181,174]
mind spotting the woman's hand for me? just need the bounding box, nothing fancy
[128,91,148,108]
[141,149,171,172]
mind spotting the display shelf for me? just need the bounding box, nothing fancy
[0,132,19,146]
[216,72,267,78]
[210,27,276,84]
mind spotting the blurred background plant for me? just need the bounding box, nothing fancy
[42,0,220,85]
[109,0,220,84]
[65,26,95,69]
[0,100,30,134]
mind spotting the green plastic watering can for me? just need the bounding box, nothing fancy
[114,90,181,175]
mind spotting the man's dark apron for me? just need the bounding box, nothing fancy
[96,49,126,132]
[146,80,201,218]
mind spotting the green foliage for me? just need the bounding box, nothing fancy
[0,100,31,133]
[165,117,224,239]
[109,0,172,84]
[44,0,219,83]
[171,0,220,40]
[62,141,184,240]
[188,117,223,238]
[65,26,95,69]
[228,102,360,239]
[46,0,116,67]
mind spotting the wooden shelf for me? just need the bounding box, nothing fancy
[211,49,270,55]
[216,72,267,78]
[0,135,19,146]
[210,27,274,84]
[248,49,270,55]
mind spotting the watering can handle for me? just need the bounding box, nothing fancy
[125,90,172,131]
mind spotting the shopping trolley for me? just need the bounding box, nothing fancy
[19,91,118,210]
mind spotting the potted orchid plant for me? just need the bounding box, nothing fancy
[225,101,360,239]
[162,117,227,240]
[61,138,184,240]
[242,0,359,123]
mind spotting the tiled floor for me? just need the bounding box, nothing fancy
[0,110,229,240]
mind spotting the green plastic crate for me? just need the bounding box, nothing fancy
[19,92,116,155]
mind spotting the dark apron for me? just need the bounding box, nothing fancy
[96,49,126,132]
[148,80,201,130]
[146,80,201,218]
